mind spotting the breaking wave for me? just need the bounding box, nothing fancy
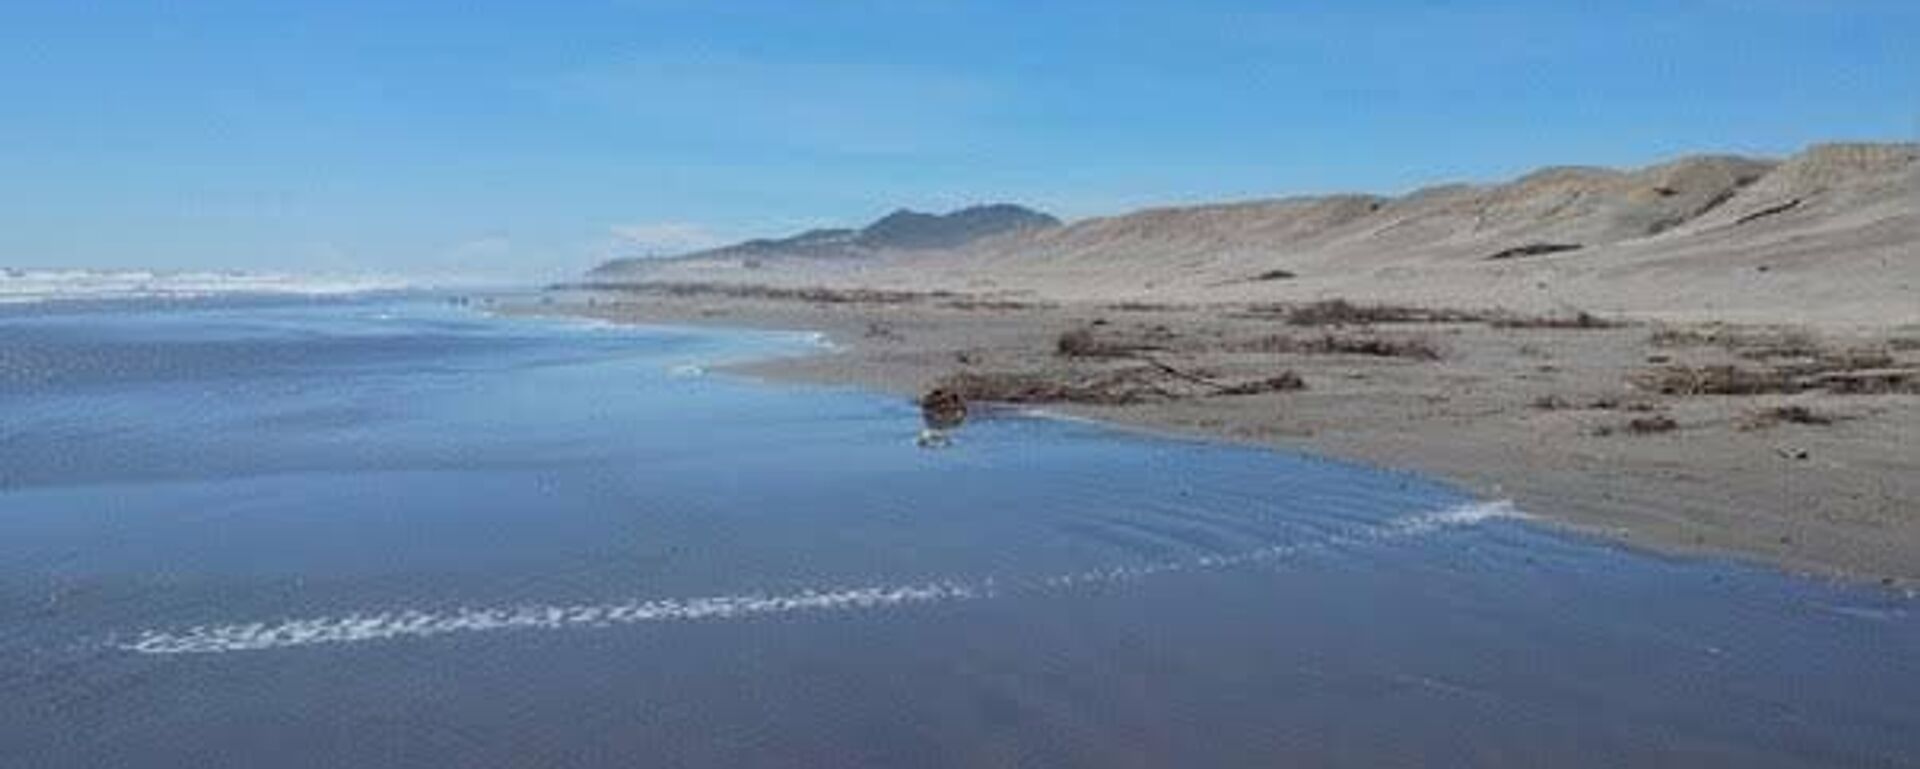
[0,269,409,305]
[1384,499,1523,535]
[116,500,1524,655]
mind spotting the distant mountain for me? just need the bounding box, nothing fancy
[857,204,1061,251]
[589,204,1059,277]
[718,227,862,260]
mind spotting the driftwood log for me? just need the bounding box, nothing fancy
[919,387,968,429]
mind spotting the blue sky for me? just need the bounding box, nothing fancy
[1,1,1913,281]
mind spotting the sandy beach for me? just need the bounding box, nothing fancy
[543,141,1920,586]
[520,286,1920,587]
[16,5,1920,764]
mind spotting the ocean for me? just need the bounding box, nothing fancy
[1,294,1915,767]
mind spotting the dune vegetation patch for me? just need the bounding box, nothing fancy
[1643,325,1916,395]
[1490,310,1623,330]
[1231,332,1444,361]
[1281,299,1486,327]
[1055,327,1157,359]
[1256,298,1623,332]
[1484,242,1584,261]
[1633,361,1918,397]
[1592,414,1679,437]
[1738,404,1842,431]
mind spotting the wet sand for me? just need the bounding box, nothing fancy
[519,288,1920,587]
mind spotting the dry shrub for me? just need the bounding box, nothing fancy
[1739,405,1838,431]
[1055,328,1103,357]
[1284,299,1485,326]
[1585,396,1659,412]
[1242,333,1443,360]
[932,364,1303,406]
[1538,394,1661,411]
[1814,348,1895,371]
[1106,301,1184,312]
[1531,394,1571,410]
[1732,333,1825,360]
[1217,371,1306,396]
[1648,325,1840,360]
[1633,364,1801,396]
[1485,242,1583,261]
[932,371,1079,404]
[1647,324,1785,349]
[1055,328,1144,358]
[1491,310,1623,330]
[944,298,1042,311]
[1649,326,1719,347]
[932,369,1169,406]
[1287,299,1408,326]
[1771,405,1835,424]
[1814,368,1920,395]
[1635,359,1917,396]
[1626,415,1679,434]
[1594,414,1679,436]
[1313,335,1442,360]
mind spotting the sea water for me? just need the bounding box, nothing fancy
[1,296,1914,767]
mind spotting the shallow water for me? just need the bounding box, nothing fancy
[1,297,1914,768]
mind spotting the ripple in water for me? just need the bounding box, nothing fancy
[116,502,1522,655]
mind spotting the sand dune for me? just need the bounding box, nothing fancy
[552,142,1919,583]
[589,142,1917,327]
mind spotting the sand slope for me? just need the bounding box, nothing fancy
[590,142,1918,327]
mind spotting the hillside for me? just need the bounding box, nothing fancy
[582,142,1919,326]
[589,204,1059,277]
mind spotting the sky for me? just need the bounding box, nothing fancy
[0,1,1914,282]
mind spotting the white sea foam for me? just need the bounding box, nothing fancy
[1042,499,1526,588]
[550,317,636,332]
[1382,500,1527,535]
[120,582,979,655]
[0,269,408,305]
[116,500,1520,655]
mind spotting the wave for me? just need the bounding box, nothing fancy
[115,500,1524,655]
[118,583,979,655]
[1043,500,1528,587]
[0,269,410,305]
[1383,499,1524,535]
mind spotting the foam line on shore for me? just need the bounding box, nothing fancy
[1041,500,1526,588]
[116,500,1521,655]
[119,583,980,655]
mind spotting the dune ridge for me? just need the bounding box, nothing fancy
[587,142,1917,327]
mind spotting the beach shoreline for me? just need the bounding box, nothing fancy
[509,287,1920,588]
